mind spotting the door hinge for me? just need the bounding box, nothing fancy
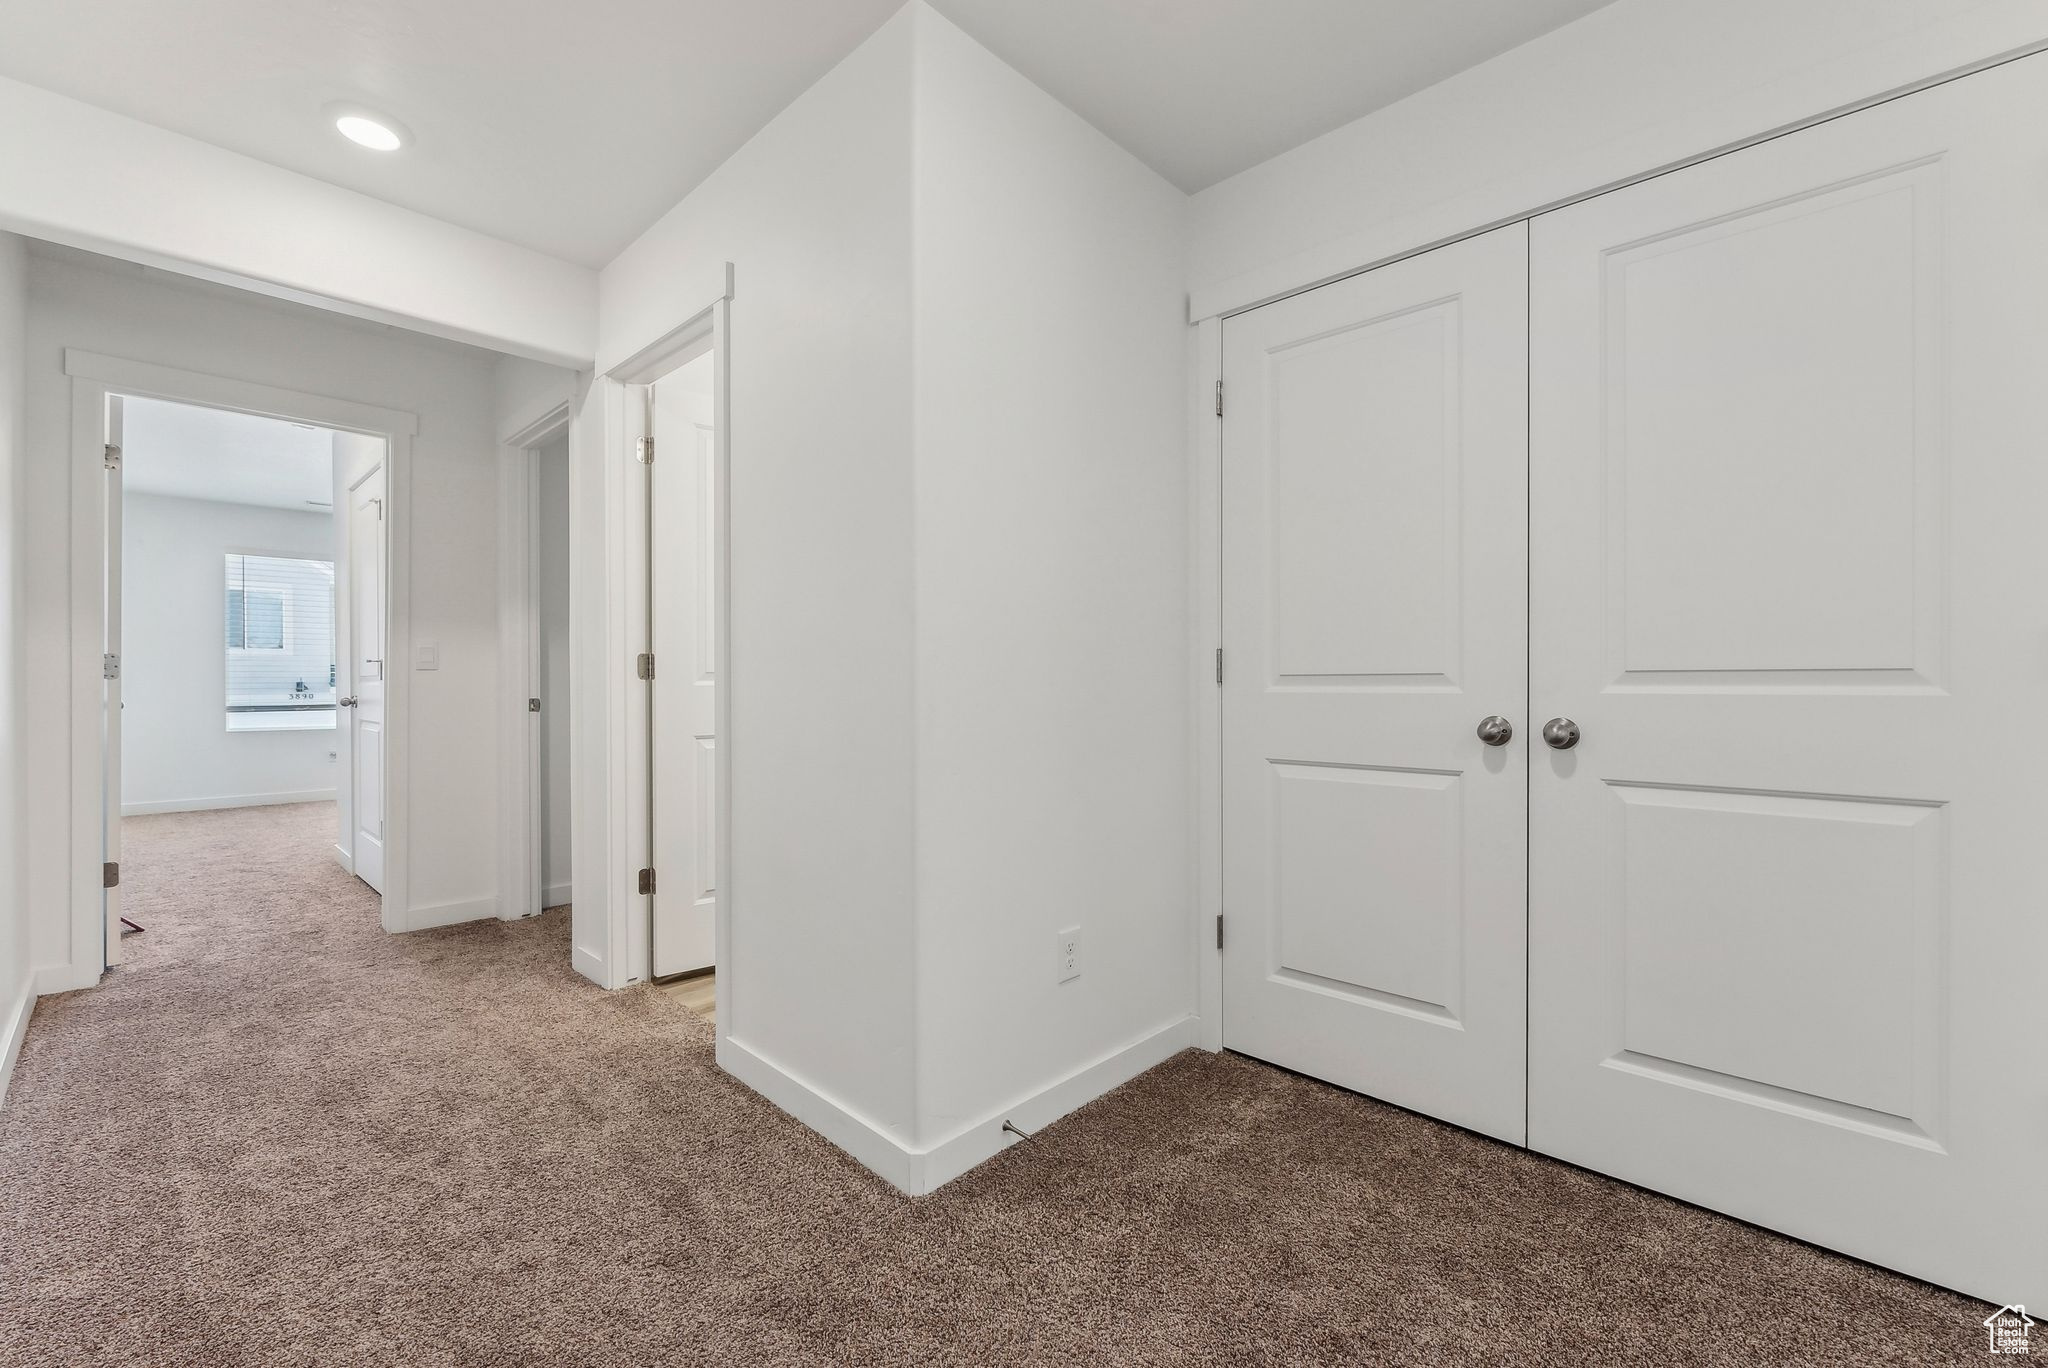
[1214,379,1224,418]
[1215,647,1223,686]
[103,443,122,471]
[104,861,120,889]
[528,697,541,713]
[636,652,655,681]
[637,867,656,896]
[635,436,655,465]
[103,653,121,680]
[1215,913,1224,950]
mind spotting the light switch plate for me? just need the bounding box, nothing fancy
[416,643,439,670]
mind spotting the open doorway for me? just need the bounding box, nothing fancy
[108,396,343,959]
[86,367,402,973]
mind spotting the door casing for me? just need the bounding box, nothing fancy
[579,261,732,1002]
[62,349,418,991]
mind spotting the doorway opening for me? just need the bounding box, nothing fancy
[108,396,362,961]
[75,351,412,977]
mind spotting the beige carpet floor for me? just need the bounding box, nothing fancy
[0,802,1989,1365]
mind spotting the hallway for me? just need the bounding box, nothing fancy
[0,804,1985,1364]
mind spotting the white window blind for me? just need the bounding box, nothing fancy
[225,553,336,731]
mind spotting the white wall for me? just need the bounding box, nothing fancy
[594,3,1194,1187]
[600,7,920,1139]
[907,10,1193,1157]
[1189,0,2048,316]
[492,356,577,439]
[537,435,572,906]
[0,76,596,368]
[121,492,338,814]
[22,249,508,981]
[0,231,31,1091]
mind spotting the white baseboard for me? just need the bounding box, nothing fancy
[915,1015,1199,1192]
[571,944,606,986]
[716,1014,1198,1196]
[32,962,97,996]
[404,895,499,931]
[122,788,337,817]
[717,1033,921,1192]
[0,981,36,1111]
[543,880,572,909]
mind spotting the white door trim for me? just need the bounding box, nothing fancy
[1190,316,1223,1051]
[497,396,572,926]
[62,348,418,984]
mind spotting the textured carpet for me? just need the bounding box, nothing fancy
[0,802,1989,1365]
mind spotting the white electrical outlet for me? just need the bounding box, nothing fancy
[1057,926,1081,984]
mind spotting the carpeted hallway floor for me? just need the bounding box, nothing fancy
[0,802,1989,1365]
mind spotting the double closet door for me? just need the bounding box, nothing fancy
[1221,56,2046,1307]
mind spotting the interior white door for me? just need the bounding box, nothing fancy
[102,395,125,971]
[649,367,717,978]
[1222,223,1529,1143]
[347,465,386,894]
[1529,56,2048,1306]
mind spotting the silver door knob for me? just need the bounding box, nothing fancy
[1541,717,1580,750]
[338,696,358,708]
[1475,715,1513,747]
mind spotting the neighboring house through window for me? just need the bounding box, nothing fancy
[225,552,336,730]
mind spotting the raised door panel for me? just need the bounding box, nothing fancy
[1609,170,1939,682]
[1611,784,1944,1137]
[1269,303,1460,684]
[1270,762,1462,1020]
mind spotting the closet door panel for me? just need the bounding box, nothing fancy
[1222,222,1529,1144]
[1529,55,2048,1306]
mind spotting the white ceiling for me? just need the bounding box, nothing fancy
[929,0,1616,193]
[123,397,336,513]
[0,0,904,268]
[0,0,1612,268]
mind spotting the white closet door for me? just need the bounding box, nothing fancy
[1222,223,1529,1143]
[649,376,717,979]
[1529,56,2048,1306]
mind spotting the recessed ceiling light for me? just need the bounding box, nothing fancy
[323,102,410,152]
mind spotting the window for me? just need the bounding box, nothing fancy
[227,584,287,651]
[225,553,337,731]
